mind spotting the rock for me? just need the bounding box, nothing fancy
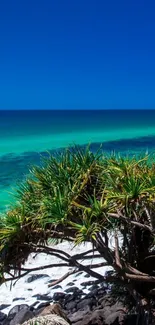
[0,305,10,311]
[73,309,105,325]
[69,308,90,323]
[77,298,95,311]
[26,274,49,283]
[47,279,57,285]
[3,305,33,325]
[64,294,74,303]
[13,298,25,302]
[66,282,75,286]
[81,281,96,287]
[0,311,7,323]
[36,303,71,324]
[30,301,39,309]
[35,302,50,310]
[89,284,99,292]
[9,309,34,325]
[32,294,52,301]
[52,285,62,290]
[53,292,66,302]
[65,287,83,295]
[21,314,70,325]
[8,304,30,317]
[84,274,90,278]
[105,310,125,324]
[65,300,77,311]
[96,288,106,298]
[65,286,79,293]
[75,272,83,277]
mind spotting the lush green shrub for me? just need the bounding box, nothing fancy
[1,145,155,316]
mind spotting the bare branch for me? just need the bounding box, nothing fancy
[108,213,152,232]
[4,263,69,284]
[48,269,77,287]
[125,273,155,283]
[114,232,122,270]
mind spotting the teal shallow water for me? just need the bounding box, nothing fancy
[1,110,155,211]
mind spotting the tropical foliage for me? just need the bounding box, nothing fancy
[1,146,155,316]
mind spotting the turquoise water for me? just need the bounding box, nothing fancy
[1,109,155,211]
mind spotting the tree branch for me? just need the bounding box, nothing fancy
[48,269,77,287]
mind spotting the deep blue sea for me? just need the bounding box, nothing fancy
[1,109,155,211]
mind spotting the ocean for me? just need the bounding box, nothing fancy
[1,109,155,211]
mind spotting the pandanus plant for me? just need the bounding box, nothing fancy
[1,146,155,322]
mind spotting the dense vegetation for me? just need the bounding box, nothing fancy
[1,146,155,319]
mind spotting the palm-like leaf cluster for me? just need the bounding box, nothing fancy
[1,146,155,300]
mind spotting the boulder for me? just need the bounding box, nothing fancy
[53,285,62,290]
[35,302,50,310]
[0,305,10,311]
[13,298,25,302]
[9,309,34,325]
[8,304,30,318]
[35,303,71,324]
[65,300,77,311]
[72,309,104,325]
[53,293,66,302]
[66,282,75,287]
[3,304,33,325]
[65,287,81,294]
[76,298,95,311]
[69,307,90,323]
[32,294,52,301]
[0,311,7,323]
[20,314,70,325]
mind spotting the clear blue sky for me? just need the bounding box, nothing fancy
[0,0,155,110]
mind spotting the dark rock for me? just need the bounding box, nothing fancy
[47,279,57,284]
[0,305,10,311]
[85,291,98,299]
[8,304,29,317]
[52,285,62,290]
[77,298,96,311]
[0,311,7,323]
[71,309,104,325]
[35,302,50,310]
[65,287,82,294]
[64,294,74,303]
[81,281,96,287]
[27,289,33,291]
[5,305,30,325]
[53,292,66,301]
[66,282,75,286]
[69,308,90,323]
[89,284,99,292]
[84,273,90,278]
[36,303,71,324]
[12,298,25,302]
[65,300,77,311]
[75,271,83,277]
[26,274,49,283]
[106,311,125,324]
[32,294,52,301]
[9,309,34,325]
[30,301,39,309]
[96,288,107,297]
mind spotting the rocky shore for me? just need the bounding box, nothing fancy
[0,241,145,324]
[0,282,142,325]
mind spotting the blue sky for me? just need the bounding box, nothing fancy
[0,0,155,109]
